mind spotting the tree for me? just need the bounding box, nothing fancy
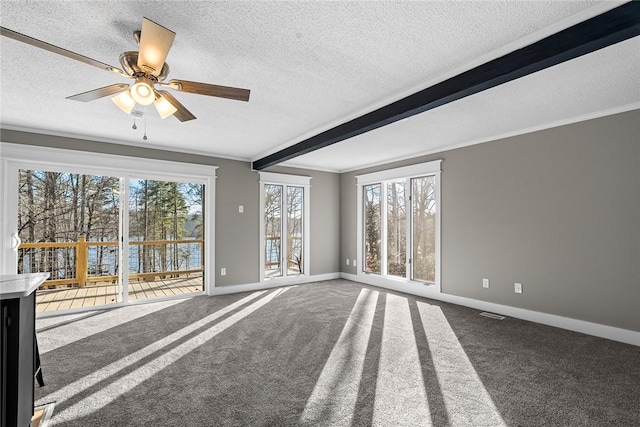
[287,186,304,273]
[364,184,381,273]
[129,179,190,273]
[387,182,406,277]
[412,176,436,282]
[264,184,282,275]
[18,171,200,280]
[17,170,120,279]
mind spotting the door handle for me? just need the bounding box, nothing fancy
[10,233,21,250]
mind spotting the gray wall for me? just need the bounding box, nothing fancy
[340,110,640,332]
[0,129,340,286]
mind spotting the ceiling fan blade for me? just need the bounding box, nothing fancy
[137,18,175,77]
[166,79,250,102]
[157,90,196,122]
[0,26,125,75]
[66,83,130,102]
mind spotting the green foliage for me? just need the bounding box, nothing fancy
[129,180,199,241]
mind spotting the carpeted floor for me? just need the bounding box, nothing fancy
[34,279,640,426]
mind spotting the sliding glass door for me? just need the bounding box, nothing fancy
[128,178,204,302]
[4,154,211,314]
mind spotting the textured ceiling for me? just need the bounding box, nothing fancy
[1,1,638,172]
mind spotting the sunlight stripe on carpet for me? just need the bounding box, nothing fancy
[39,290,266,409]
[417,302,507,427]
[300,288,378,426]
[37,299,185,353]
[53,288,285,423]
[373,293,431,426]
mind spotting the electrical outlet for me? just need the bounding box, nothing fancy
[346,259,350,266]
[352,259,357,267]
[238,205,244,213]
[221,268,226,276]
[482,278,490,288]
[514,282,522,294]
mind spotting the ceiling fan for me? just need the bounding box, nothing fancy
[0,18,250,122]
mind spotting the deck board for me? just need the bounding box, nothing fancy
[84,285,97,308]
[55,289,74,311]
[36,274,204,313]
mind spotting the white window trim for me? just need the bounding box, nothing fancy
[259,171,311,284]
[0,142,217,297]
[355,160,442,185]
[356,160,442,293]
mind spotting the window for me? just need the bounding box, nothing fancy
[357,160,441,288]
[259,172,310,281]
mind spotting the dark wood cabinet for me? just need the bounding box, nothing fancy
[1,292,35,427]
[1,274,47,427]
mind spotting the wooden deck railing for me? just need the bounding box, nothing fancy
[264,236,303,276]
[18,238,204,288]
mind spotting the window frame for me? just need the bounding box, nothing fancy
[356,160,442,292]
[259,172,311,283]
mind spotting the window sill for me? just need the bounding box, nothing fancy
[262,274,306,284]
[355,272,440,293]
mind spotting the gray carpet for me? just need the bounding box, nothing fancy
[34,279,640,426]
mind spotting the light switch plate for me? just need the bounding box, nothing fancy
[515,282,522,294]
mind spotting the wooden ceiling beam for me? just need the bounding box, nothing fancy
[252,2,640,170]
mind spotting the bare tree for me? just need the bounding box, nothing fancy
[364,184,381,273]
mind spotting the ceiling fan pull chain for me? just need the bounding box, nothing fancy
[143,111,148,140]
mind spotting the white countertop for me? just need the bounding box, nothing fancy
[0,273,50,300]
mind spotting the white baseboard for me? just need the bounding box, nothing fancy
[210,272,341,296]
[340,273,640,347]
[37,271,638,346]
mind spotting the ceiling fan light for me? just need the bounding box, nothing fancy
[130,79,155,105]
[112,91,136,113]
[154,94,177,119]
